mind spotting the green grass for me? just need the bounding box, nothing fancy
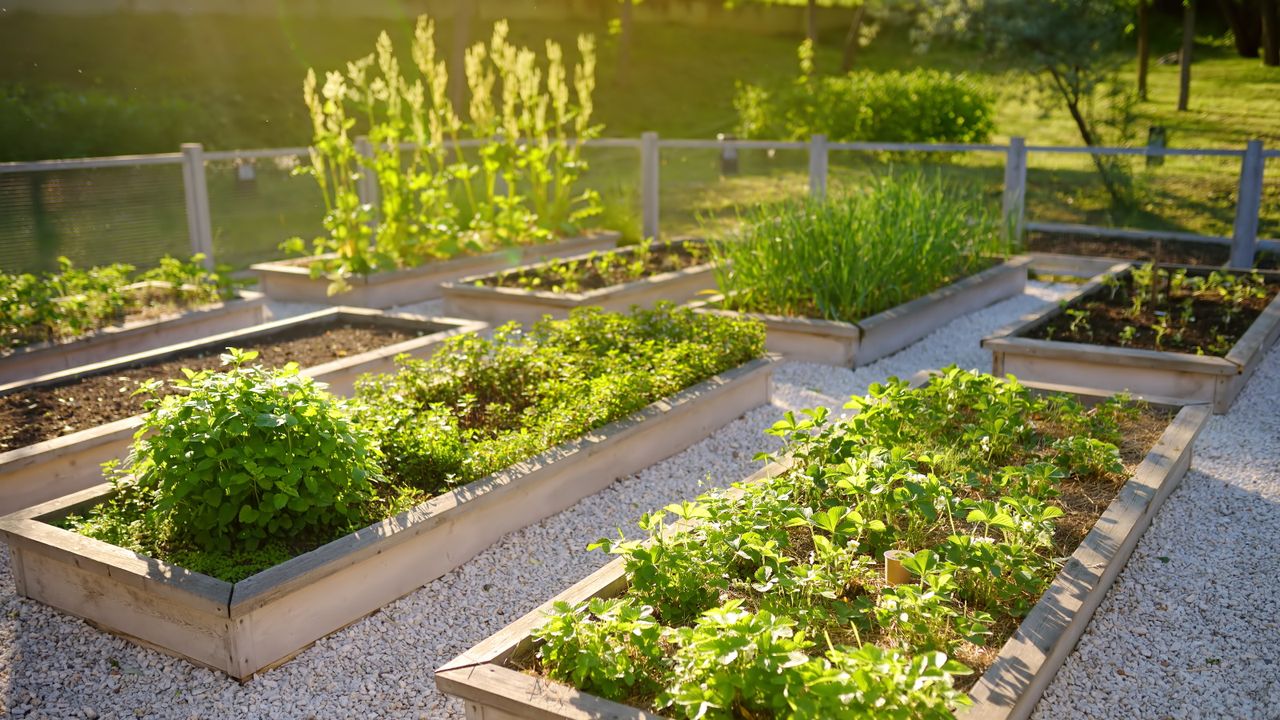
[0,9,1277,270]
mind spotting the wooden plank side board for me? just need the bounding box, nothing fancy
[690,256,1030,367]
[0,290,267,386]
[0,311,486,516]
[250,233,620,308]
[984,264,1280,413]
[0,355,775,680]
[1025,252,1131,279]
[440,239,717,326]
[435,401,1212,720]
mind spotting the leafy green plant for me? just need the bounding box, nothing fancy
[354,303,764,497]
[710,172,1010,322]
[0,254,235,352]
[1040,263,1276,355]
[735,41,994,144]
[286,16,602,294]
[480,239,709,294]
[534,368,1151,717]
[78,349,382,554]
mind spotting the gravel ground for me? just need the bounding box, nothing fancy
[2,280,1274,719]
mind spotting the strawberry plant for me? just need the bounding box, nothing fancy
[533,369,1154,718]
[479,239,710,294]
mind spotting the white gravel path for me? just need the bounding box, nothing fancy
[2,280,1274,719]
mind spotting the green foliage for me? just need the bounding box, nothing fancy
[710,172,1010,322]
[735,42,994,144]
[533,597,668,703]
[537,368,1145,716]
[482,239,709,293]
[0,83,204,162]
[0,254,234,352]
[288,16,603,293]
[83,349,382,554]
[354,304,765,496]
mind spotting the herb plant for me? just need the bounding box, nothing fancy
[1034,263,1277,355]
[354,304,764,497]
[710,173,1011,323]
[286,16,602,294]
[532,369,1154,718]
[479,239,709,294]
[67,306,765,582]
[0,254,236,352]
[72,349,382,558]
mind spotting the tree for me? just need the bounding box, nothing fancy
[918,0,1136,203]
[1177,0,1195,111]
[1219,0,1262,57]
[731,0,885,70]
[1136,0,1150,99]
[450,0,477,110]
[1264,0,1280,65]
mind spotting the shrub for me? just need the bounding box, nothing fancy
[92,349,382,553]
[710,172,1009,322]
[735,43,994,144]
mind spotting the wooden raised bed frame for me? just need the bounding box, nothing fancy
[690,256,1031,367]
[250,232,620,308]
[434,386,1211,720]
[440,239,716,326]
[0,355,776,680]
[0,308,486,516]
[0,287,267,386]
[983,263,1280,414]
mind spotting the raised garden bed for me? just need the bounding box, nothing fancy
[0,284,267,387]
[435,373,1211,720]
[441,239,716,326]
[0,308,484,515]
[984,263,1280,413]
[692,256,1030,367]
[251,232,620,308]
[0,352,775,680]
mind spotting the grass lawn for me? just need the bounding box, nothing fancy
[0,10,1276,270]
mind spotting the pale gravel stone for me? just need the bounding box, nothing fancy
[8,280,1273,719]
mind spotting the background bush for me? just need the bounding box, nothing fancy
[735,64,995,144]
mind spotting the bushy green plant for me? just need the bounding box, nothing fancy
[536,368,1148,716]
[355,304,765,497]
[735,41,993,144]
[87,349,382,553]
[287,16,602,293]
[0,254,234,351]
[710,172,1010,322]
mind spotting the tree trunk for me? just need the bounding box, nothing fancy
[807,0,818,45]
[1219,0,1262,57]
[1263,0,1280,65]
[617,0,633,84]
[841,5,867,72]
[450,0,476,112]
[1137,0,1150,100]
[1178,0,1194,112]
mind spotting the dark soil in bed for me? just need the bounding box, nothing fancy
[1028,272,1280,354]
[1028,231,1280,269]
[0,321,418,452]
[481,242,708,292]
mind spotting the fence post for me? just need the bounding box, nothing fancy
[354,135,380,215]
[808,134,828,200]
[1002,137,1028,243]
[1230,139,1264,268]
[180,143,215,269]
[641,131,660,240]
